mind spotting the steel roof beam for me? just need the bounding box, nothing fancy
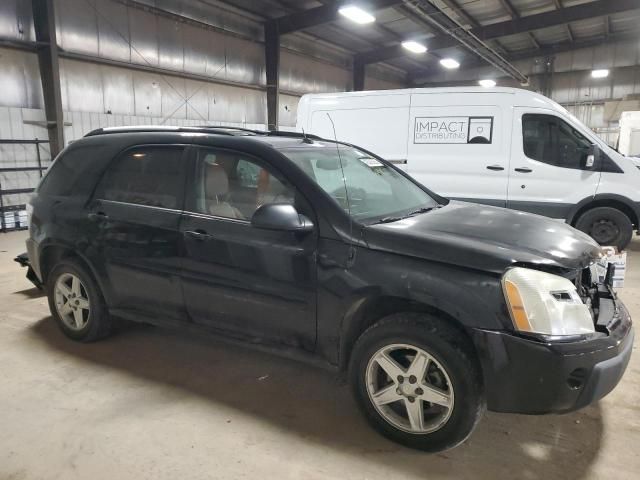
[357,0,640,64]
[275,0,401,34]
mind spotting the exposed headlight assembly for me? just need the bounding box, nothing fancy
[502,267,595,336]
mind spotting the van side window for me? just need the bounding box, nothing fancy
[522,114,591,170]
[95,146,185,209]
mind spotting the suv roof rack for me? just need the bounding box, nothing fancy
[84,125,246,137]
[84,125,328,142]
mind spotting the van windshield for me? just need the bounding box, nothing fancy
[278,143,439,224]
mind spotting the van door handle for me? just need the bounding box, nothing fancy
[515,167,533,173]
[486,165,504,171]
[184,229,212,241]
[88,212,109,222]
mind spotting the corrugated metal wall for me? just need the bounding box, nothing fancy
[0,0,407,206]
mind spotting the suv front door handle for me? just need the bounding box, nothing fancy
[486,165,504,171]
[88,212,109,222]
[185,229,212,241]
[514,167,533,173]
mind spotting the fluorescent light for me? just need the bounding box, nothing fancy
[479,79,496,88]
[591,69,609,78]
[338,5,376,24]
[440,58,460,69]
[402,41,428,54]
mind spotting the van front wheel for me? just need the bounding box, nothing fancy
[574,207,633,250]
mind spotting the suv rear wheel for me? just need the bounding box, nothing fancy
[47,259,112,342]
[349,313,484,452]
[574,206,633,250]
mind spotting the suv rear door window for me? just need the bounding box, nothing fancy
[95,146,185,209]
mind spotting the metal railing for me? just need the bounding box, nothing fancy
[0,138,49,232]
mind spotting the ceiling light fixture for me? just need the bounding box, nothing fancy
[338,5,376,24]
[440,58,460,69]
[479,79,496,88]
[591,69,609,78]
[401,41,428,54]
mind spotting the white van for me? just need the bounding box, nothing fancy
[296,87,640,249]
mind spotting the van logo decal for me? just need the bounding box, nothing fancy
[414,116,493,144]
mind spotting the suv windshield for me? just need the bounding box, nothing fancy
[278,143,439,223]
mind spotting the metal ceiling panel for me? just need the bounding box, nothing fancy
[461,0,511,25]
[97,0,131,63]
[532,24,569,45]
[496,33,535,51]
[569,17,606,40]
[56,0,99,55]
[509,0,556,16]
[609,11,640,34]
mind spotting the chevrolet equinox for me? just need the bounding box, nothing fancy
[20,126,634,452]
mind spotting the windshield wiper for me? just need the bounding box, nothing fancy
[373,216,405,224]
[406,205,442,217]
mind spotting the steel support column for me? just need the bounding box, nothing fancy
[353,58,365,91]
[32,0,64,157]
[264,21,280,131]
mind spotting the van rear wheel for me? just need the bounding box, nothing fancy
[574,207,633,250]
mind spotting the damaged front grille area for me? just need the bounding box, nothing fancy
[575,266,618,335]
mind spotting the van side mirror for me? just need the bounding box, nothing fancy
[583,144,601,170]
[251,203,314,233]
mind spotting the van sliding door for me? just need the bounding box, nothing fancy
[408,94,509,206]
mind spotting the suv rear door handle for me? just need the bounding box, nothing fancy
[88,212,109,222]
[486,165,504,171]
[515,167,533,173]
[185,229,212,241]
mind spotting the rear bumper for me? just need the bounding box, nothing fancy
[14,252,43,289]
[472,295,633,414]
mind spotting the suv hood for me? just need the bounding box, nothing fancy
[364,201,601,274]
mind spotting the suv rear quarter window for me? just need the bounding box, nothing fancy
[94,146,186,209]
[38,145,111,197]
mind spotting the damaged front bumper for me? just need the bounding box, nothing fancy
[472,285,633,414]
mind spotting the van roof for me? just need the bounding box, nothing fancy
[298,86,568,116]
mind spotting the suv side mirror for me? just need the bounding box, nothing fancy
[583,144,601,170]
[251,203,314,233]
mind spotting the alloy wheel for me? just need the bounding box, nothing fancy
[54,273,91,331]
[365,343,454,434]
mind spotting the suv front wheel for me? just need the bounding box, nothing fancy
[47,258,113,342]
[349,313,484,452]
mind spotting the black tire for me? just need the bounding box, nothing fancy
[349,313,484,452]
[574,207,633,250]
[47,258,112,342]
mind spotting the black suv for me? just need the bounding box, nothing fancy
[21,126,633,452]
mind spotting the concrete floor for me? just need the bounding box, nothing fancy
[0,230,638,480]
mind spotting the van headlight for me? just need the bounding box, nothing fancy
[502,267,594,336]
